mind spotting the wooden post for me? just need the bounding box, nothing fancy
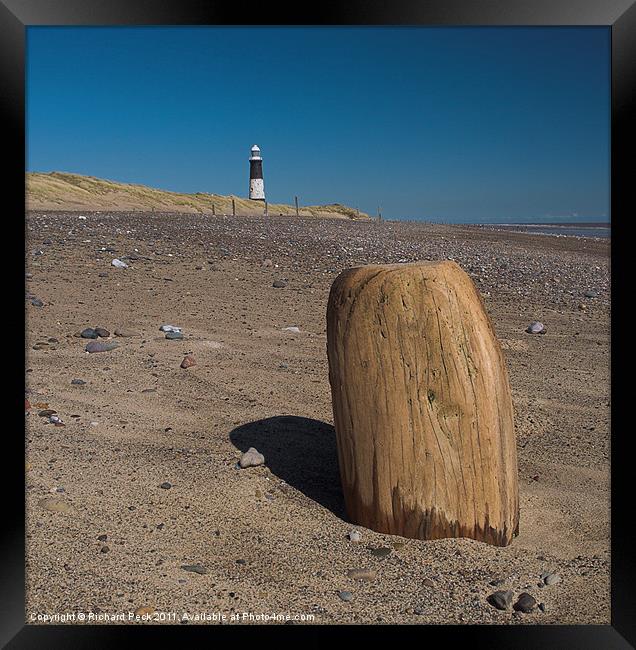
[326,261,519,546]
[212,203,215,216]
[264,201,268,217]
[232,198,236,217]
[295,196,299,217]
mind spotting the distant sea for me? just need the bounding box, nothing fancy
[479,222,610,239]
[393,216,611,239]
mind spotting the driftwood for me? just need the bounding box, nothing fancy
[326,261,519,546]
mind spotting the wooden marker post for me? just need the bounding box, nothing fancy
[295,196,299,217]
[232,198,236,217]
[212,203,215,216]
[326,261,519,546]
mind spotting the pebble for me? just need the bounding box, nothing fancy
[347,568,377,581]
[100,545,110,553]
[114,328,141,337]
[513,593,537,613]
[181,564,207,574]
[94,327,110,338]
[38,497,73,513]
[348,529,362,543]
[159,324,182,333]
[71,379,86,385]
[272,280,287,288]
[165,331,183,340]
[180,355,196,369]
[338,591,353,602]
[38,409,56,417]
[80,328,99,339]
[584,290,598,298]
[85,341,119,353]
[487,590,513,610]
[97,534,108,542]
[31,298,44,307]
[526,321,546,334]
[544,573,561,586]
[262,259,273,267]
[282,326,301,333]
[423,578,435,588]
[370,547,392,558]
[239,447,265,468]
[159,482,172,489]
[111,258,128,268]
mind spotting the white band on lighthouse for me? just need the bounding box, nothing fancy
[249,178,265,200]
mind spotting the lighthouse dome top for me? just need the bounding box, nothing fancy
[249,144,262,160]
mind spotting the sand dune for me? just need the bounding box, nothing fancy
[26,172,370,220]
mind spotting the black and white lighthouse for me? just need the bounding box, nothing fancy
[249,144,265,201]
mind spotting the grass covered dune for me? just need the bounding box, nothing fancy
[26,172,370,220]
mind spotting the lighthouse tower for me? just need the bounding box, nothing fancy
[249,144,265,201]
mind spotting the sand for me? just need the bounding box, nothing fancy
[25,212,610,625]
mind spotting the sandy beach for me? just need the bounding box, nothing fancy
[25,211,610,625]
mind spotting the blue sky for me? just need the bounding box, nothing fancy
[27,27,610,223]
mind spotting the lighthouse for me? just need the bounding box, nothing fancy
[249,144,265,201]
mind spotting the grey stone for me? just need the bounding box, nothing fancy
[181,564,207,574]
[159,324,182,333]
[81,328,99,339]
[338,591,353,602]
[165,331,183,340]
[487,590,514,611]
[544,573,561,586]
[273,280,287,288]
[239,447,265,468]
[71,379,86,385]
[526,321,546,334]
[513,593,537,613]
[348,529,362,543]
[85,341,119,353]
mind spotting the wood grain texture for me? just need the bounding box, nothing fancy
[326,261,519,546]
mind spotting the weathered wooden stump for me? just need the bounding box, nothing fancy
[326,261,519,546]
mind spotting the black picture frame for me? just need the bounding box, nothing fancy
[4,1,633,647]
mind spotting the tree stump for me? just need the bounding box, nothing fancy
[326,261,519,546]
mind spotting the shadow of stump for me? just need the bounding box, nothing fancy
[229,415,346,520]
